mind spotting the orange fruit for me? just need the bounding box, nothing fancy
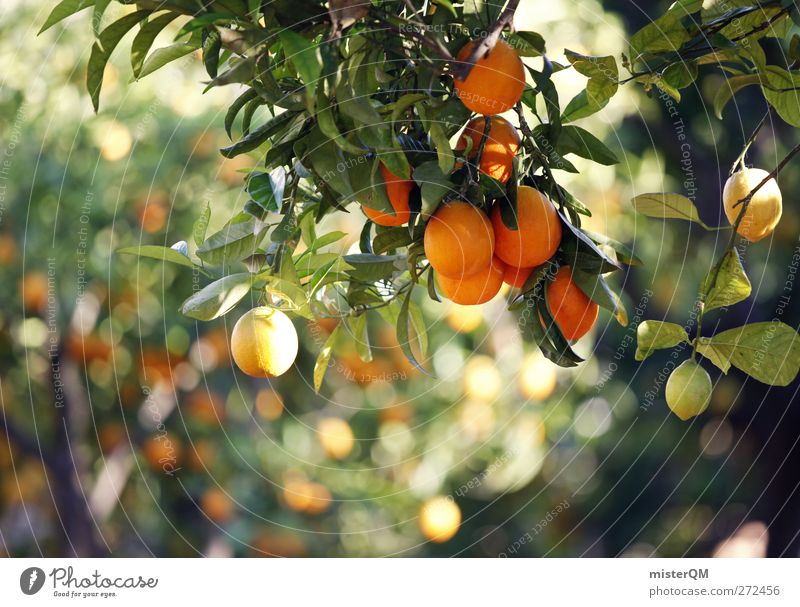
[456,116,520,183]
[454,39,525,115]
[491,186,561,267]
[437,256,505,305]
[424,202,494,278]
[363,163,412,226]
[503,265,534,289]
[231,307,298,378]
[544,266,598,341]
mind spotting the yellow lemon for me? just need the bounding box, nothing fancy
[723,168,782,242]
[230,307,298,378]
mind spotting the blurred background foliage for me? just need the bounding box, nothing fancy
[1,0,799,557]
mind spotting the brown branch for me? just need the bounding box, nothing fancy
[451,0,521,80]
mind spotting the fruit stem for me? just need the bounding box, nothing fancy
[730,110,770,176]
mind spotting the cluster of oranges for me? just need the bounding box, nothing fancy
[362,38,599,343]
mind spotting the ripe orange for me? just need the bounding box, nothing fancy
[363,163,412,226]
[454,39,525,115]
[544,266,598,341]
[456,116,520,183]
[492,186,562,267]
[424,201,494,278]
[437,256,505,305]
[503,265,534,289]
[231,307,298,378]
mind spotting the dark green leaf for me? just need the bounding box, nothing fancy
[87,10,152,111]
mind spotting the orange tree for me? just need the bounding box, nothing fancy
[46,0,800,415]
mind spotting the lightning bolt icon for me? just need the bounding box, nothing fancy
[29,570,38,590]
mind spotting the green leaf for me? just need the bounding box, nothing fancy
[632,192,709,228]
[714,74,761,119]
[701,249,751,312]
[413,161,453,218]
[629,1,698,61]
[317,92,367,155]
[396,290,429,375]
[562,51,618,123]
[87,10,151,111]
[373,227,412,255]
[137,40,199,79]
[314,324,340,392]
[202,28,222,78]
[117,245,197,269]
[131,12,180,77]
[429,122,455,174]
[662,60,698,90]
[247,168,286,214]
[343,253,403,282]
[635,320,689,361]
[762,66,800,127]
[571,269,625,323]
[92,0,112,34]
[197,216,268,265]
[180,273,253,320]
[696,322,800,385]
[583,230,643,266]
[259,275,311,317]
[556,125,618,165]
[220,110,298,158]
[40,0,95,34]
[349,314,372,363]
[224,89,259,139]
[508,31,545,57]
[192,204,211,247]
[280,30,322,107]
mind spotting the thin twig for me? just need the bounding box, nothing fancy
[731,109,770,175]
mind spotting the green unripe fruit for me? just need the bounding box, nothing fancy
[665,360,712,421]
